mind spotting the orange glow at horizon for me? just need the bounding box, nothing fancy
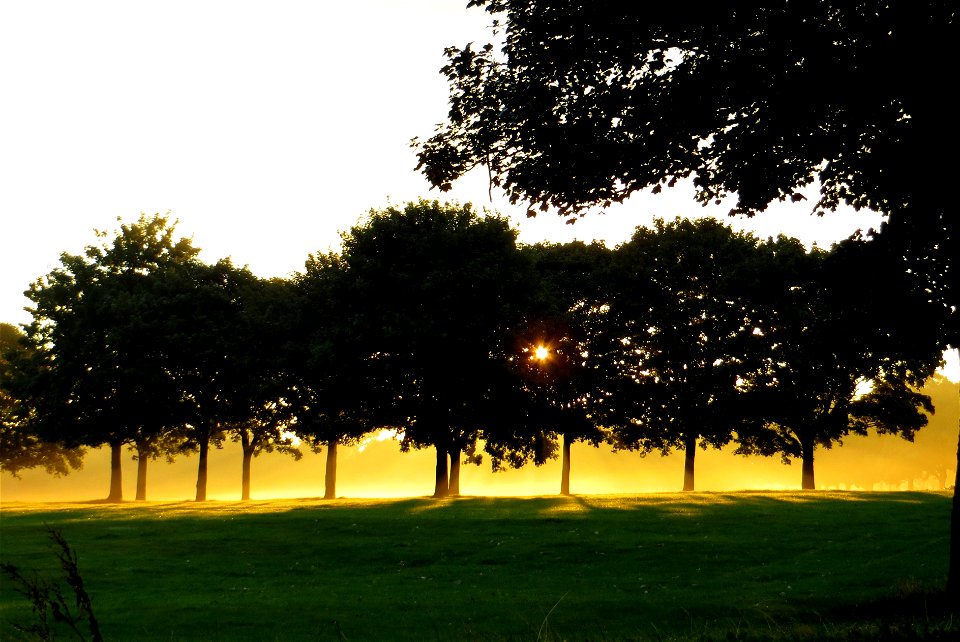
[1,429,955,503]
[1,379,956,503]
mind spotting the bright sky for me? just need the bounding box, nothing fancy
[1,1,956,379]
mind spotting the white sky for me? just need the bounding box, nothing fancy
[1,1,955,379]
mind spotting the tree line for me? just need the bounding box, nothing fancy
[0,203,945,502]
[412,1,958,597]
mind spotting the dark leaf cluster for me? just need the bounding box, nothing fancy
[0,207,947,499]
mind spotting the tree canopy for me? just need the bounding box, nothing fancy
[734,236,940,489]
[415,1,955,346]
[418,2,954,215]
[416,0,956,593]
[13,214,201,500]
[223,276,306,501]
[0,323,84,479]
[162,258,266,502]
[605,218,770,491]
[3,206,950,518]
[484,241,612,495]
[337,199,535,496]
[292,251,376,499]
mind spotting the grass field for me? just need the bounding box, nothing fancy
[0,492,955,641]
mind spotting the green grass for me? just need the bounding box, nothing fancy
[0,492,955,641]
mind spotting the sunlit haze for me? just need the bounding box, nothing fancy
[1,2,957,501]
[2,393,957,501]
[4,373,958,502]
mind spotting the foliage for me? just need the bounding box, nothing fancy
[289,252,376,500]
[605,218,769,489]
[17,215,201,450]
[160,259,268,501]
[484,241,612,473]
[417,1,953,215]
[223,276,308,499]
[1,323,85,479]
[418,2,955,583]
[4,211,948,501]
[7,215,308,501]
[736,236,943,488]
[417,0,955,344]
[336,199,535,495]
[292,252,375,448]
[9,215,201,499]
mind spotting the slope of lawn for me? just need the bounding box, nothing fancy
[0,492,953,641]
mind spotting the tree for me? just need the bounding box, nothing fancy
[416,0,954,378]
[1,323,84,479]
[418,1,956,593]
[15,215,200,501]
[417,3,952,240]
[338,200,533,497]
[485,241,611,495]
[293,252,375,500]
[129,429,190,502]
[735,236,940,489]
[226,277,305,501]
[606,218,768,491]
[163,259,263,502]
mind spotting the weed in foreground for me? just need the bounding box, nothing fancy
[1,527,102,642]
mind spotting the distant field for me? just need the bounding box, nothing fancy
[0,492,954,641]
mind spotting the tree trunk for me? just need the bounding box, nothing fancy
[135,444,148,501]
[195,436,209,502]
[448,446,461,496]
[560,432,571,496]
[947,418,960,602]
[801,438,816,490]
[106,442,123,502]
[241,444,253,501]
[682,434,696,492]
[324,440,338,500]
[433,444,449,497]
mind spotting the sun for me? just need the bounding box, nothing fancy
[533,345,550,361]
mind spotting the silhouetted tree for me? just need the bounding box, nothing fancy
[293,252,375,500]
[485,241,611,495]
[736,236,941,489]
[14,215,199,501]
[1,323,84,479]
[226,277,306,501]
[606,218,767,491]
[338,200,532,497]
[418,1,956,593]
[163,259,262,502]
[129,429,191,501]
